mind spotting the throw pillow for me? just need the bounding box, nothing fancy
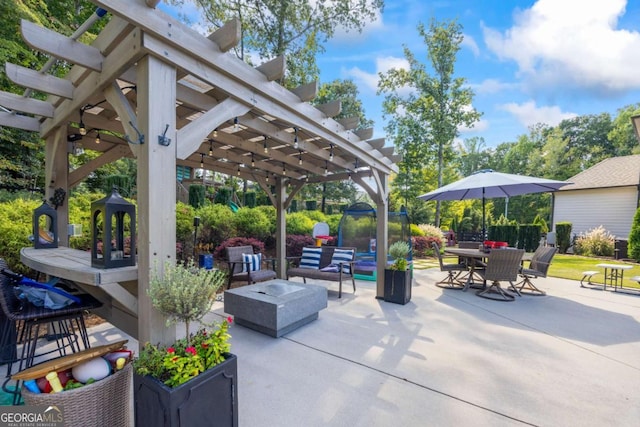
[331,248,354,274]
[242,253,262,272]
[299,247,322,269]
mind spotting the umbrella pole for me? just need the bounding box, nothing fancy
[482,190,486,240]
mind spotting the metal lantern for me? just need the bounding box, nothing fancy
[33,201,58,249]
[91,188,136,269]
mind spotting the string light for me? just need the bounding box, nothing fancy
[266,174,269,183]
[208,139,213,156]
[329,144,334,161]
[324,160,328,176]
[293,127,299,149]
[78,108,86,136]
[263,135,269,153]
[298,150,303,165]
[251,153,255,167]
[200,153,204,168]
[95,132,101,144]
[213,128,218,138]
[282,162,286,175]
[233,117,239,131]
[237,164,241,176]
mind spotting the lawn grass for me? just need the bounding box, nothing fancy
[549,254,640,289]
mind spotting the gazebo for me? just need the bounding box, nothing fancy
[0,0,398,345]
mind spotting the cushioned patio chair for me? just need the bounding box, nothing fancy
[225,245,277,289]
[476,249,525,301]
[432,242,467,289]
[516,246,557,296]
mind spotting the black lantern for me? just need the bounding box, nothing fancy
[33,200,58,249]
[91,188,136,269]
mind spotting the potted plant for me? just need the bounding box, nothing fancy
[132,259,238,427]
[384,241,412,304]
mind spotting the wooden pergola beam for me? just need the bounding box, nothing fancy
[5,62,74,99]
[21,19,104,72]
[0,90,54,117]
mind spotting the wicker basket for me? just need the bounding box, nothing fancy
[22,362,132,427]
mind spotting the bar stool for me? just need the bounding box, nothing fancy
[0,259,101,404]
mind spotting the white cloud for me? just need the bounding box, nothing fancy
[499,100,577,128]
[462,33,480,57]
[483,0,640,93]
[460,118,489,133]
[345,56,410,92]
[469,78,519,95]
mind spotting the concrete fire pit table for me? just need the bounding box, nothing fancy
[223,279,327,337]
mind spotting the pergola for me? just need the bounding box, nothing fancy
[0,0,398,345]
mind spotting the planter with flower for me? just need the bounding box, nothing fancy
[133,259,237,427]
[384,241,412,305]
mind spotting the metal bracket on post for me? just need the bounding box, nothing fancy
[158,124,171,146]
[125,121,145,145]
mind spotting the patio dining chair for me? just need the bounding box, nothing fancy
[476,249,525,301]
[515,246,557,296]
[432,242,467,289]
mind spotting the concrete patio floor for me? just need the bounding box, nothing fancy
[8,268,640,426]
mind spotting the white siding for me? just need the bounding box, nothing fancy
[553,187,638,239]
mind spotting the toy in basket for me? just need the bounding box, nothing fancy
[13,340,133,427]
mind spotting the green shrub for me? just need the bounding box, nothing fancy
[188,185,205,208]
[286,212,315,235]
[532,214,549,234]
[629,207,640,262]
[556,222,572,254]
[196,204,236,251]
[234,207,271,240]
[105,175,132,198]
[302,209,327,224]
[411,224,425,237]
[243,191,256,208]
[326,214,342,236]
[254,205,276,235]
[488,225,518,247]
[214,187,233,205]
[0,198,40,273]
[517,224,541,251]
[574,226,615,257]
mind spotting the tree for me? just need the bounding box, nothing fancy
[378,18,481,226]
[0,1,108,194]
[168,0,384,88]
[608,104,640,156]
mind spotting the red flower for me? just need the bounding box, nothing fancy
[227,316,233,324]
[167,347,175,354]
[185,346,197,356]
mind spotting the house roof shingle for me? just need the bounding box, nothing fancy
[558,154,640,191]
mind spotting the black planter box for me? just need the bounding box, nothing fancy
[134,353,238,427]
[384,269,412,305]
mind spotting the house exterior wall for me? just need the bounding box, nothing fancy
[553,186,639,239]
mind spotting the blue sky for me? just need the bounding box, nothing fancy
[160,0,640,148]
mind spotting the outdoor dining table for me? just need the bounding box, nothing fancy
[445,247,532,292]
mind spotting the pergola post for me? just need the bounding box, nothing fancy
[274,177,287,278]
[136,54,177,345]
[45,128,70,246]
[375,176,389,299]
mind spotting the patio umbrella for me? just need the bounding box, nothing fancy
[418,169,571,237]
